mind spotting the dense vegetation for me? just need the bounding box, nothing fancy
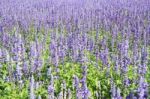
[0,0,150,99]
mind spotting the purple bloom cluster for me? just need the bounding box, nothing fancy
[0,0,149,98]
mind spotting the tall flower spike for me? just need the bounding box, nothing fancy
[16,64,22,81]
[23,61,28,75]
[73,75,79,99]
[141,46,147,75]
[116,87,121,98]
[110,78,116,98]
[79,66,90,99]
[114,55,119,74]
[30,75,35,99]
[47,67,52,77]
[67,88,72,99]
[48,74,54,99]
[138,76,148,99]
[48,84,54,99]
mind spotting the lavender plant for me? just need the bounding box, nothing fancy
[0,0,150,99]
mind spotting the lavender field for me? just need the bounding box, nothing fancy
[0,0,150,99]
